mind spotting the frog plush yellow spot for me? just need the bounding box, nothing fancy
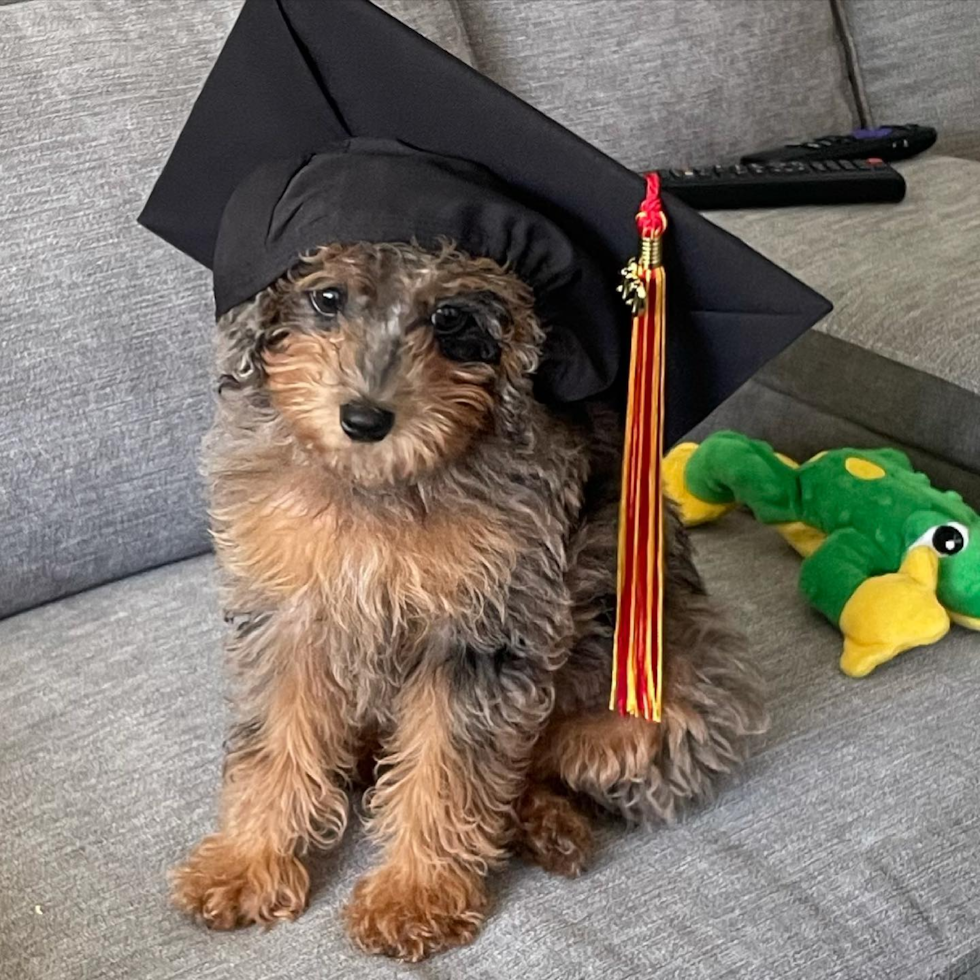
[845,457,886,481]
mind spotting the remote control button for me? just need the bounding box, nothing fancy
[669,169,686,178]
[682,169,697,178]
[867,157,885,166]
[811,161,827,171]
[838,159,856,170]
[732,165,747,175]
[824,160,841,171]
[853,127,893,138]
[853,160,871,170]
[695,167,714,177]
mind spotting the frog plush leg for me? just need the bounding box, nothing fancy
[799,530,950,677]
[662,443,736,525]
[663,431,802,527]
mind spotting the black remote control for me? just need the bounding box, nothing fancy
[658,158,905,210]
[742,124,936,164]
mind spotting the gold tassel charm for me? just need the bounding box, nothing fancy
[618,259,648,316]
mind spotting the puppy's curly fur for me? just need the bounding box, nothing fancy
[171,241,767,961]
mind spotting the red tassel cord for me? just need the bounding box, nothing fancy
[610,172,667,723]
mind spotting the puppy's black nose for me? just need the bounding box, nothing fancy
[339,401,395,442]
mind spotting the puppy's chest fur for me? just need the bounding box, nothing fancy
[210,407,592,712]
[215,469,522,632]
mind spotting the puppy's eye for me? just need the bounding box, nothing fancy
[309,287,345,320]
[431,305,474,335]
[429,302,500,364]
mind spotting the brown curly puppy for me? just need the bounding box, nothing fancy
[170,241,766,961]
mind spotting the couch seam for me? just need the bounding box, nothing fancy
[444,0,478,68]
[0,544,214,625]
[829,0,873,127]
[754,336,980,477]
[743,376,980,497]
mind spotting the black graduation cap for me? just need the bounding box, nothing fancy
[138,0,831,448]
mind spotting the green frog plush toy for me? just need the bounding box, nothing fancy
[664,430,980,677]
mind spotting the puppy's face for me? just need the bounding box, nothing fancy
[218,243,542,486]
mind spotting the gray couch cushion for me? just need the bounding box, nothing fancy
[4,520,980,980]
[0,0,469,619]
[701,156,980,479]
[0,0,242,619]
[455,0,858,171]
[843,0,980,162]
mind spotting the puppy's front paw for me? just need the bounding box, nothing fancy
[516,784,594,877]
[170,834,309,930]
[344,864,487,961]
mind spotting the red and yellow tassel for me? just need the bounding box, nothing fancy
[610,172,667,723]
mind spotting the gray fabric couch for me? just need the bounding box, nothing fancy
[2,2,979,978]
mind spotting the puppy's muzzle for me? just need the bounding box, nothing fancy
[340,400,395,442]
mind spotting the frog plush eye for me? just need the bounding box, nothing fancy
[913,522,969,556]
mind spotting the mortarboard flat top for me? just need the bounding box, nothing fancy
[139,0,830,445]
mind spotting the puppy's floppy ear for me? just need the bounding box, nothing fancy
[216,287,281,393]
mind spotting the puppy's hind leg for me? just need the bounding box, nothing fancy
[171,613,355,929]
[536,594,767,824]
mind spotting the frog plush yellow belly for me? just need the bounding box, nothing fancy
[664,431,980,676]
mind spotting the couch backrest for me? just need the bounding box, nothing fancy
[1,0,978,619]
[842,0,980,162]
[0,0,242,620]
[456,0,858,171]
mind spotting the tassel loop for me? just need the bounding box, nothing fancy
[636,172,667,238]
[610,172,668,723]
